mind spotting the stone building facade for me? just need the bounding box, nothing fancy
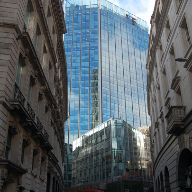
[147,0,192,191]
[0,0,67,191]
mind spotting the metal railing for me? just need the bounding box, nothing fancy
[13,84,50,142]
[37,117,43,132]
[14,83,25,106]
[44,129,49,140]
[27,102,35,120]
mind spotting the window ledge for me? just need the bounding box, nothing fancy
[0,158,27,175]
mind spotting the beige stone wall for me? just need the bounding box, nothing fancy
[0,0,67,191]
[147,0,192,191]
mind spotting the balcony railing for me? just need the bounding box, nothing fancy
[165,106,186,134]
[14,83,25,106]
[27,102,35,120]
[37,117,43,132]
[44,129,49,140]
[13,84,51,142]
[36,117,50,140]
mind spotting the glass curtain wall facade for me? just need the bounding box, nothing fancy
[100,1,149,128]
[64,0,150,187]
[64,0,150,145]
[72,118,151,186]
[65,0,99,146]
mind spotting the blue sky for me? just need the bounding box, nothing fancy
[109,0,155,29]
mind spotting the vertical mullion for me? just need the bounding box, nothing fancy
[78,1,82,139]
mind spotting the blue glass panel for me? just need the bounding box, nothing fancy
[101,0,106,7]
[107,1,113,10]
[64,3,150,187]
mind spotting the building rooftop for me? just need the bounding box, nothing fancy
[64,0,148,30]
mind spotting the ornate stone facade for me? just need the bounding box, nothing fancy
[0,0,67,191]
[147,0,192,191]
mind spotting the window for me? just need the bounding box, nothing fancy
[21,140,26,164]
[37,95,40,117]
[34,24,41,50]
[180,17,191,51]
[165,19,170,30]
[24,3,30,28]
[47,6,51,24]
[5,130,13,160]
[185,23,191,45]
[169,45,175,55]
[44,104,49,129]
[28,79,33,104]
[52,25,55,34]
[48,62,52,81]
[165,19,170,41]
[40,157,44,175]
[32,149,37,170]
[16,57,22,86]
[42,45,47,68]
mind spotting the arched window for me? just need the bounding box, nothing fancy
[34,24,41,50]
[16,56,23,86]
[178,148,192,188]
[42,45,47,68]
[24,1,32,29]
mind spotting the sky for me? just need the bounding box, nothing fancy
[109,0,156,30]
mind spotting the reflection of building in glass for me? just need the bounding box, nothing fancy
[64,0,150,187]
[91,68,99,129]
[72,118,152,186]
[64,0,150,144]
[64,144,73,187]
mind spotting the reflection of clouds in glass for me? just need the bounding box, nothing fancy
[72,118,152,183]
[69,86,85,107]
[69,132,78,145]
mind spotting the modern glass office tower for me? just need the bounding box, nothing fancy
[72,118,152,186]
[64,0,150,144]
[64,0,150,187]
